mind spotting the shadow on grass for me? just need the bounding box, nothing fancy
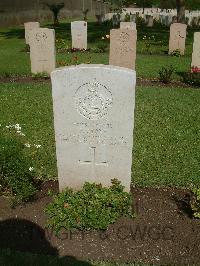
[0,28,24,39]
[0,218,92,265]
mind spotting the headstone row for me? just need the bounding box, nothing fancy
[24,22,56,74]
[25,20,199,74]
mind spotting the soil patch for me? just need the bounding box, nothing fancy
[0,76,195,89]
[0,182,199,265]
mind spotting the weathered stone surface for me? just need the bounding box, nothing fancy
[51,65,136,192]
[24,22,40,44]
[71,21,87,50]
[120,22,136,30]
[109,29,137,70]
[191,32,200,72]
[146,15,154,27]
[29,28,56,74]
[169,23,187,55]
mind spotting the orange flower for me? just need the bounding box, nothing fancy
[64,203,69,208]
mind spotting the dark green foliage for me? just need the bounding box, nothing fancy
[191,188,200,219]
[93,43,108,53]
[180,72,200,87]
[124,13,131,22]
[158,65,175,83]
[170,49,182,57]
[31,72,49,79]
[0,127,38,204]
[46,179,134,233]
[136,16,145,27]
[82,9,89,21]
[135,0,155,8]
[44,2,65,26]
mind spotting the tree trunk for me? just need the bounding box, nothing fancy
[176,0,185,23]
[142,0,145,14]
[53,11,59,26]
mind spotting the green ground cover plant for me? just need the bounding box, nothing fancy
[46,179,134,233]
[158,64,175,83]
[179,72,200,87]
[0,125,38,204]
[191,188,200,218]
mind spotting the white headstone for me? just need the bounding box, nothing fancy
[109,29,137,70]
[29,28,56,74]
[71,21,87,50]
[191,32,200,73]
[130,14,136,22]
[24,22,40,44]
[146,15,154,27]
[120,22,136,30]
[51,65,136,192]
[169,23,187,55]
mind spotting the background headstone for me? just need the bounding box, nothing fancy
[130,14,136,22]
[191,32,200,72]
[109,29,137,70]
[120,22,136,30]
[146,15,154,27]
[24,22,40,44]
[51,65,136,192]
[71,21,87,50]
[29,28,56,74]
[169,23,187,55]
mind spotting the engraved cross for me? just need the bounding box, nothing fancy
[79,146,108,166]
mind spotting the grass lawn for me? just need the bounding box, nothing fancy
[0,21,196,79]
[1,82,199,187]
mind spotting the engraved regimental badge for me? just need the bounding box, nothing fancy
[74,82,113,120]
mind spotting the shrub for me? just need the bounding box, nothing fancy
[158,65,175,83]
[124,13,130,22]
[46,179,134,233]
[180,72,200,87]
[0,125,38,205]
[135,16,145,27]
[93,43,108,53]
[191,188,200,219]
[170,49,181,57]
[141,35,156,54]
[31,72,49,79]
[56,38,69,54]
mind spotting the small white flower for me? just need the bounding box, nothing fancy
[34,144,41,149]
[102,37,105,40]
[15,124,21,131]
[25,143,31,148]
[29,167,34,172]
[19,132,25,136]
[106,34,110,39]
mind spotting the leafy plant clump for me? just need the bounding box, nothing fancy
[46,179,134,233]
[31,72,49,79]
[170,49,182,57]
[158,65,175,84]
[180,72,200,87]
[0,125,38,205]
[191,188,200,219]
[93,43,108,53]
